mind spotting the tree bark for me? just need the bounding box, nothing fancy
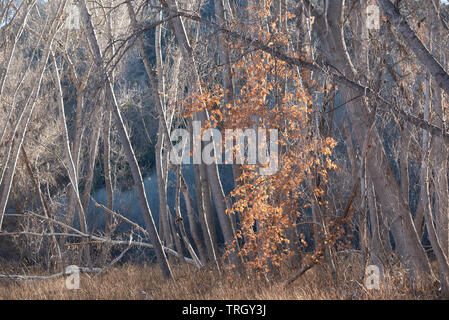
[158,0,240,269]
[314,0,432,279]
[51,51,91,265]
[376,0,449,96]
[79,0,173,279]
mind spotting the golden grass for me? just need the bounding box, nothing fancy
[0,258,441,300]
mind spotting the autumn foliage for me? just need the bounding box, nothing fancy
[183,1,338,275]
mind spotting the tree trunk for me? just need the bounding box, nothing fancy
[155,121,172,247]
[179,171,208,264]
[79,0,173,279]
[314,0,432,279]
[174,169,203,268]
[158,0,240,269]
[51,51,91,265]
[193,162,220,268]
[376,0,449,96]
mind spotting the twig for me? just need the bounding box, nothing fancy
[95,234,134,276]
[92,198,148,236]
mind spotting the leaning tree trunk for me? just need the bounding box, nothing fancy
[174,169,203,269]
[51,51,91,265]
[101,0,115,245]
[179,172,208,265]
[193,158,220,266]
[376,0,449,96]
[81,110,102,215]
[126,0,210,264]
[158,0,241,269]
[79,0,173,280]
[314,0,432,279]
[427,0,449,258]
[421,88,449,297]
[64,84,86,238]
[214,0,242,211]
[102,99,114,241]
[155,121,172,247]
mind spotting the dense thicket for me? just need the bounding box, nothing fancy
[1,0,449,298]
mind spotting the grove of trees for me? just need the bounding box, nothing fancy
[1,0,449,299]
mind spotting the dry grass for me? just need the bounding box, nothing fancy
[0,256,441,300]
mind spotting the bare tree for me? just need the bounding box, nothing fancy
[79,0,173,279]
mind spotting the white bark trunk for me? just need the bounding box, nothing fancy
[79,0,173,279]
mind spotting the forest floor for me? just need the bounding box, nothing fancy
[0,257,442,299]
